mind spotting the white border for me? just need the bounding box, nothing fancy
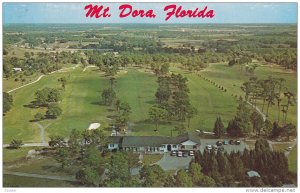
[0,0,299,193]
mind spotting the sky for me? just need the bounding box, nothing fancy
[3,3,298,24]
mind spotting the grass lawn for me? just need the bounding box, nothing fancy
[288,145,297,173]
[271,143,293,152]
[8,156,78,176]
[143,154,163,165]
[201,63,297,125]
[3,147,34,163]
[3,174,78,187]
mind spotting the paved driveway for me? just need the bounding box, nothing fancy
[199,139,248,153]
[154,153,192,171]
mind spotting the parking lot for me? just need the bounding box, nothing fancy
[154,153,192,171]
[199,139,248,153]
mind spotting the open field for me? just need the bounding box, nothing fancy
[3,174,77,187]
[201,63,297,124]
[288,145,297,173]
[3,147,34,163]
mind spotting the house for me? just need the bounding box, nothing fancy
[107,136,123,151]
[247,170,261,178]
[13,67,22,72]
[107,132,201,153]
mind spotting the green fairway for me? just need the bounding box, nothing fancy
[288,145,297,173]
[201,63,297,124]
[3,64,297,142]
[171,67,237,130]
[3,68,111,143]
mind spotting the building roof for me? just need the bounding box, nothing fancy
[247,170,261,178]
[119,132,201,147]
[107,136,123,144]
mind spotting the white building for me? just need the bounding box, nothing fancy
[107,132,201,154]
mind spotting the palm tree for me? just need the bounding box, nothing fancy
[276,78,285,122]
[282,91,295,124]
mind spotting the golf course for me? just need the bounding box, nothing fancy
[3,62,296,144]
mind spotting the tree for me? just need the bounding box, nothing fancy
[140,165,166,187]
[264,119,273,136]
[271,121,282,138]
[68,129,82,156]
[186,106,197,128]
[102,88,116,106]
[250,111,264,136]
[175,169,193,187]
[109,77,116,89]
[189,162,203,185]
[76,167,101,186]
[55,148,72,169]
[82,145,104,168]
[254,139,271,152]
[9,139,23,149]
[216,151,231,176]
[46,103,62,119]
[106,152,131,186]
[3,92,13,114]
[174,124,186,135]
[58,77,67,89]
[282,123,296,141]
[48,135,65,148]
[35,87,62,106]
[213,116,225,138]
[3,48,8,55]
[115,99,121,112]
[34,112,44,121]
[148,105,168,132]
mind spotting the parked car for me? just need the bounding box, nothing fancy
[177,151,183,157]
[206,145,212,151]
[189,150,194,156]
[223,140,229,145]
[229,139,235,145]
[216,141,223,146]
[183,152,189,157]
[171,150,177,156]
[235,140,241,145]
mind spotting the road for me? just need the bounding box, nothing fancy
[4,170,77,182]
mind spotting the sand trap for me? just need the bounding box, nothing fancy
[88,123,101,130]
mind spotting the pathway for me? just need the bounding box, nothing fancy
[7,64,80,93]
[246,101,267,121]
[3,143,49,148]
[35,123,51,144]
[82,65,97,72]
[7,75,45,93]
[3,170,77,182]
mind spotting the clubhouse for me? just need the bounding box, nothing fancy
[107,132,201,153]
